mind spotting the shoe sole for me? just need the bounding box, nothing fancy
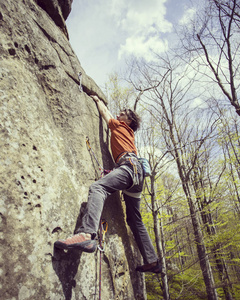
[54,240,68,250]
[136,263,162,273]
[54,239,97,253]
[67,240,97,253]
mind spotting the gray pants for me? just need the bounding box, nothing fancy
[78,161,158,264]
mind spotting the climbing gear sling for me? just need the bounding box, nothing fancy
[86,136,103,171]
[117,152,152,178]
[98,219,108,300]
[116,152,139,188]
[86,137,111,177]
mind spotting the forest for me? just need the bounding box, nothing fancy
[105,1,240,299]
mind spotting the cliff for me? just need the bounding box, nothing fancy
[0,0,146,299]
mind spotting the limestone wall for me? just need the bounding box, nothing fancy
[0,0,146,299]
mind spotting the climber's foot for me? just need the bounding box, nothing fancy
[54,233,97,253]
[136,260,162,273]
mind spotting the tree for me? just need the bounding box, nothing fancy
[139,117,171,300]
[126,56,219,300]
[105,72,136,117]
[179,0,240,116]
[190,137,235,300]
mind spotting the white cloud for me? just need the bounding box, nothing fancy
[119,1,172,34]
[77,0,173,62]
[114,0,172,61]
[66,0,190,86]
[189,97,208,109]
[119,35,169,61]
[179,8,197,26]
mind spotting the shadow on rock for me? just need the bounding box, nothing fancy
[52,247,82,300]
[52,202,88,300]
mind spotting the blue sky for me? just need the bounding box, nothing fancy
[66,0,197,89]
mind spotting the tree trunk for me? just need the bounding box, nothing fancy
[192,167,235,300]
[150,176,170,300]
[182,181,218,300]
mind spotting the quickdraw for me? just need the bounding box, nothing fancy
[98,219,108,252]
[78,72,83,92]
[98,219,108,300]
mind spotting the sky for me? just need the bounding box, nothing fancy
[66,0,196,89]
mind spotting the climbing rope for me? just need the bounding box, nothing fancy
[86,136,104,173]
[86,137,110,298]
[86,138,110,298]
[98,219,108,300]
[86,136,111,177]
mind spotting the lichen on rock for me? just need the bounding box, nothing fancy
[0,0,146,299]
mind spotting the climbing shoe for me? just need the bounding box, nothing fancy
[54,233,97,253]
[136,260,162,273]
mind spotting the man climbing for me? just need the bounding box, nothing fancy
[55,95,161,273]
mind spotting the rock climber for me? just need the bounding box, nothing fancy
[54,95,161,273]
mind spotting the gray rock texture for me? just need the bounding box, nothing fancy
[0,0,146,299]
[35,0,73,38]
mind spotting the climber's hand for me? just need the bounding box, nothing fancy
[90,95,99,102]
[90,95,113,124]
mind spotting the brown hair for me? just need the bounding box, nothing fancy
[123,108,141,132]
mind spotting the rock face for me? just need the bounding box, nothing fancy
[34,0,73,38]
[0,0,146,299]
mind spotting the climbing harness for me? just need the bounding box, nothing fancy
[117,152,139,187]
[86,137,111,177]
[128,157,139,186]
[78,72,83,92]
[98,219,108,300]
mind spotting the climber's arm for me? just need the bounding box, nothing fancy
[90,95,113,125]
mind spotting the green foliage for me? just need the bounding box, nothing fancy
[105,31,240,299]
[145,274,163,299]
[145,266,209,300]
[105,72,136,117]
[169,268,207,300]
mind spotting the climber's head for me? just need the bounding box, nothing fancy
[117,109,141,132]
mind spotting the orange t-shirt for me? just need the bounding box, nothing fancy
[108,119,137,162]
